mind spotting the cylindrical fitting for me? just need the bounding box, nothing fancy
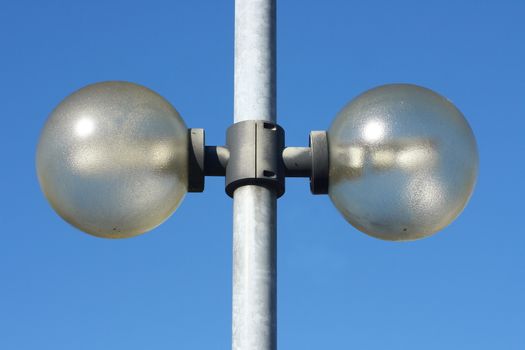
[282,147,311,177]
[310,131,329,194]
[188,127,328,196]
[226,120,285,197]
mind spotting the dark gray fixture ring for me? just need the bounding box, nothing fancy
[187,124,329,196]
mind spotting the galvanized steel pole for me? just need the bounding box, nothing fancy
[232,0,277,350]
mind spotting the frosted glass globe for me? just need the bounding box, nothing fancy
[328,84,478,241]
[36,81,188,238]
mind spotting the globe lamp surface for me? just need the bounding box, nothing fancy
[328,84,478,241]
[36,81,188,238]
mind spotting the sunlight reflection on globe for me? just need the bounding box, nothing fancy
[328,84,478,241]
[36,81,188,238]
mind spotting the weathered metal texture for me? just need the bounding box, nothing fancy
[234,0,276,123]
[232,185,277,350]
[232,0,277,350]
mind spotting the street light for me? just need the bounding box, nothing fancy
[37,81,478,241]
[36,1,478,349]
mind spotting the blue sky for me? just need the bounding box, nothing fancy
[1,0,524,349]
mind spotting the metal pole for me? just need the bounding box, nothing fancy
[232,0,276,350]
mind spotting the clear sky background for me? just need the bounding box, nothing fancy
[1,1,524,349]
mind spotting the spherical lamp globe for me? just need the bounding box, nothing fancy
[328,84,478,241]
[36,81,188,238]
